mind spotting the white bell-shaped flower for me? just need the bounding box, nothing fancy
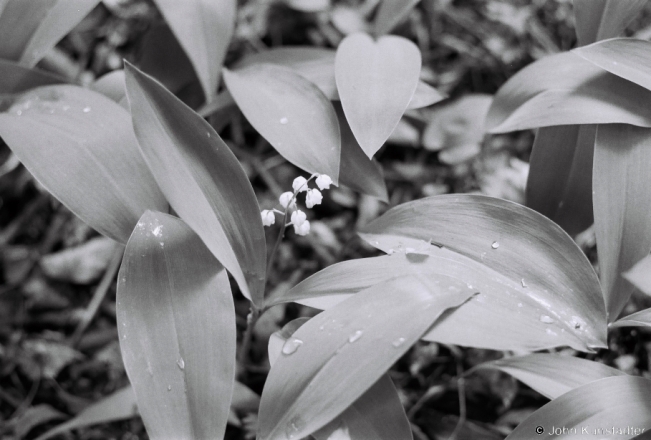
[315,174,333,190]
[292,176,309,193]
[305,188,323,209]
[279,192,296,209]
[293,219,310,236]
[260,210,275,227]
[291,209,307,226]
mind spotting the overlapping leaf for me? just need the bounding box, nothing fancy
[0,85,167,243]
[0,59,64,94]
[355,194,606,350]
[373,0,421,37]
[335,33,421,158]
[258,275,474,440]
[268,318,412,440]
[526,125,595,236]
[610,308,651,329]
[117,211,236,440]
[153,0,236,101]
[573,0,647,46]
[475,354,625,400]
[506,376,651,439]
[485,52,651,133]
[224,64,341,183]
[594,125,651,321]
[623,255,651,296]
[124,62,265,305]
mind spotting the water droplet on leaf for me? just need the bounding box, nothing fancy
[167,385,171,391]
[282,338,303,355]
[491,241,499,249]
[83,107,91,113]
[392,337,406,347]
[280,117,289,124]
[285,416,304,439]
[177,358,185,370]
[540,315,554,324]
[521,278,527,288]
[348,330,363,343]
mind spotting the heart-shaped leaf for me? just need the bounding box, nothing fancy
[594,124,651,321]
[335,33,421,158]
[258,275,474,440]
[506,376,651,439]
[152,0,236,101]
[125,62,265,305]
[18,0,101,67]
[0,59,65,94]
[574,1,647,46]
[224,64,341,183]
[623,255,651,296]
[475,354,625,400]
[272,247,604,351]
[526,125,595,236]
[610,308,651,329]
[117,211,236,440]
[0,85,167,243]
[485,52,651,133]
[357,194,607,350]
[268,318,412,440]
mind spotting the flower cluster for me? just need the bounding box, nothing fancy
[259,173,333,236]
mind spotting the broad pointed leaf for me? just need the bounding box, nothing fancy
[0,59,64,94]
[485,52,651,133]
[234,47,441,110]
[0,85,167,243]
[224,64,341,183]
[357,194,607,350]
[475,354,625,400]
[336,104,388,201]
[34,387,139,440]
[610,308,651,329]
[594,124,651,321]
[506,376,651,439]
[19,0,101,67]
[0,0,56,61]
[373,0,421,37]
[124,62,265,305]
[623,255,651,296]
[526,125,595,236]
[152,0,236,101]
[574,38,651,92]
[258,275,474,440]
[117,211,236,440]
[573,0,647,47]
[335,33,421,158]
[268,318,413,440]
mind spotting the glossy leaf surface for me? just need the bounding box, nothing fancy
[574,38,651,92]
[117,211,236,440]
[573,0,647,46]
[34,387,138,440]
[485,52,651,133]
[125,63,265,305]
[275,248,603,351]
[357,195,607,350]
[373,0,421,37]
[623,255,651,296]
[18,0,101,67]
[152,0,236,100]
[224,64,341,183]
[268,318,412,440]
[335,33,421,158]
[0,85,167,243]
[594,125,651,321]
[476,354,625,400]
[610,308,651,329]
[526,125,595,236]
[506,376,651,439]
[234,47,441,110]
[258,275,474,440]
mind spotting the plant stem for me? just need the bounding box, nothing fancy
[238,305,261,369]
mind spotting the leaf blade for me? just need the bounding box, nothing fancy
[117,211,236,440]
[573,0,647,46]
[124,62,266,305]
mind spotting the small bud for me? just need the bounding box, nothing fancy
[292,176,309,193]
[315,174,333,190]
[291,210,307,226]
[279,192,296,209]
[294,220,310,236]
[260,210,275,227]
[305,188,323,209]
